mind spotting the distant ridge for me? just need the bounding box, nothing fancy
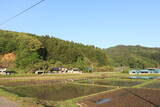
[105,45,160,69]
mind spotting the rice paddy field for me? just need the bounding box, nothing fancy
[142,81,160,89]
[78,88,160,107]
[0,73,159,107]
[77,78,145,87]
[3,83,114,101]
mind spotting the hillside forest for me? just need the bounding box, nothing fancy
[0,30,160,73]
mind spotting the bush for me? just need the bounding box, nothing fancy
[122,67,130,73]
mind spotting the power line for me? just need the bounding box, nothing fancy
[0,0,45,26]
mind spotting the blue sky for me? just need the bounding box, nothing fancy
[0,0,160,48]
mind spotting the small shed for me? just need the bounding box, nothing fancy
[129,70,139,75]
[68,68,82,74]
[49,67,68,74]
[0,67,16,75]
[0,67,7,75]
[0,67,7,72]
[49,67,61,74]
[35,70,45,75]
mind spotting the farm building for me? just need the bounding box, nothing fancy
[0,67,7,75]
[48,67,68,74]
[67,68,82,74]
[0,67,7,72]
[0,67,15,75]
[48,67,82,74]
[34,70,45,75]
[129,76,155,79]
[129,68,160,75]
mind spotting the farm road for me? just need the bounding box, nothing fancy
[0,97,18,107]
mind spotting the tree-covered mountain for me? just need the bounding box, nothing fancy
[105,45,160,69]
[1,29,159,73]
[0,30,109,72]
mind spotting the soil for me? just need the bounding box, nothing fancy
[78,88,160,107]
[0,97,18,107]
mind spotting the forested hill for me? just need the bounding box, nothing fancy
[105,45,160,69]
[0,30,108,72]
[1,29,159,72]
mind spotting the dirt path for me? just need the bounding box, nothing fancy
[0,97,18,107]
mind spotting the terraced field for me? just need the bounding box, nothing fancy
[0,74,159,107]
[77,78,144,87]
[77,78,160,107]
[142,80,160,89]
[4,83,114,101]
[78,88,160,107]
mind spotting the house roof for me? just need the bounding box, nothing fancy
[51,68,61,71]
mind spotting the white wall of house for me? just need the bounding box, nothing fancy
[0,68,7,72]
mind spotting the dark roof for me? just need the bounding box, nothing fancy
[5,71,16,73]
[51,68,60,71]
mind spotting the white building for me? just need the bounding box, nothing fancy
[0,68,7,75]
[67,68,82,74]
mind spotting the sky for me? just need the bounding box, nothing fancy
[0,0,160,48]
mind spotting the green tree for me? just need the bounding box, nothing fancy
[75,57,87,71]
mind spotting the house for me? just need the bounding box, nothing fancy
[0,67,7,72]
[67,68,82,74]
[0,67,7,75]
[129,68,160,75]
[34,70,45,75]
[48,67,68,74]
[129,76,155,79]
[147,68,160,73]
[0,67,15,75]
[5,71,16,75]
[61,67,68,73]
[48,67,82,74]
